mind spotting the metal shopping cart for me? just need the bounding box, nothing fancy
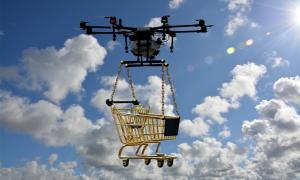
[106,60,180,167]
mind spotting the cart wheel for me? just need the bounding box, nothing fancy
[122,159,129,167]
[157,160,164,168]
[145,159,151,165]
[167,159,174,167]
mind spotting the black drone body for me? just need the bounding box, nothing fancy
[80,16,212,64]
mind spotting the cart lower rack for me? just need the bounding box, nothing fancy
[111,105,180,167]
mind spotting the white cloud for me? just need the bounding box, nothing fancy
[218,126,231,138]
[180,117,209,137]
[242,119,269,137]
[227,0,252,12]
[106,40,121,51]
[145,17,162,27]
[240,76,300,179]
[189,63,266,129]
[0,91,95,146]
[225,0,257,36]
[266,51,289,68]
[273,76,300,106]
[0,34,106,103]
[48,154,58,165]
[220,62,266,102]
[169,0,184,9]
[192,96,232,124]
[256,99,300,133]
[0,158,92,180]
[225,13,248,36]
[175,138,249,179]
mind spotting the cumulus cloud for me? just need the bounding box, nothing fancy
[192,96,232,124]
[0,34,106,103]
[180,118,209,137]
[0,158,91,180]
[175,138,249,179]
[266,51,289,68]
[241,75,300,179]
[220,62,266,102]
[106,40,121,51]
[187,63,266,130]
[218,126,231,139]
[225,0,257,36]
[48,154,58,165]
[169,0,184,9]
[0,91,95,146]
[273,76,300,106]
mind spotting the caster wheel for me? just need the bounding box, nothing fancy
[122,159,129,167]
[167,159,174,167]
[145,159,151,165]
[157,160,164,168]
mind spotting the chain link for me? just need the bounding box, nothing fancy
[166,65,179,115]
[125,65,137,101]
[110,62,123,101]
[161,64,165,116]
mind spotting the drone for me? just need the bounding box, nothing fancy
[80,16,212,66]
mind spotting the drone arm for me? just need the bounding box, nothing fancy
[86,31,129,35]
[87,25,111,29]
[167,24,200,28]
[170,29,207,33]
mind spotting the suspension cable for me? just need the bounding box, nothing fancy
[161,64,165,116]
[125,65,137,101]
[110,62,123,101]
[166,65,179,116]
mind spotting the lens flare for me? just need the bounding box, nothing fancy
[226,47,235,55]
[245,39,254,46]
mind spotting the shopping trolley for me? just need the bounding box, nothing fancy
[107,60,180,167]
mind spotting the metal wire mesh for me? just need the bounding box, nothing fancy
[111,105,177,145]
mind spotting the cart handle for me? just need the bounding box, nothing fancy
[106,99,140,106]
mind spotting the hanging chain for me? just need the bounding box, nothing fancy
[125,65,137,101]
[166,65,179,116]
[161,64,165,116]
[110,62,123,101]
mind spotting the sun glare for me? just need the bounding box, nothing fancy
[291,6,300,26]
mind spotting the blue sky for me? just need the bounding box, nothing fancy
[1,0,300,179]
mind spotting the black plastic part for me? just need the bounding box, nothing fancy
[106,99,139,106]
[157,160,164,168]
[145,159,151,165]
[80,21,87,29]
[122,159,129,167]
[164,117,180,136]
[167,159,174,167]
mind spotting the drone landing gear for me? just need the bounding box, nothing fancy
[121,59,167,67]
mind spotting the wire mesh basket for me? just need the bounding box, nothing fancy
[111,105,180,145]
